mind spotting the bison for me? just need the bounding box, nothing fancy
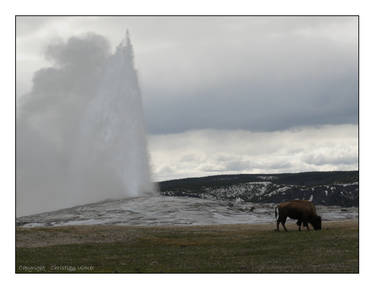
[275,200,322,232]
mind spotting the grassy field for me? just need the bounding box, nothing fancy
[16,220,358,273]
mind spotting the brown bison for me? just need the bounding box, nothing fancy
[275,200,322,232]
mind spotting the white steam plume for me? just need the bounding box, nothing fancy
[17,32,155,216]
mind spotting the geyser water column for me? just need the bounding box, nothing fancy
[72,31,155,201]
[17,31,155,216]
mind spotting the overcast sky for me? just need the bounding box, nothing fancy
[16,16,358,181]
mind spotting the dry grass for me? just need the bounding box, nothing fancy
[16,220,358,273]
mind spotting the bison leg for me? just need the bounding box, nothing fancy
[281,221,288,232]
[296,220,302,231]
[276,218,287,232]
[303,221,310,231]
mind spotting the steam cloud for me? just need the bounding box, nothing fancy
[17,32,155,216]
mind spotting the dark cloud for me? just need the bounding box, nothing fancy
[224,160,252,172]
[141,18,358,134]
[17,16,358,135]
[16,17,359,186]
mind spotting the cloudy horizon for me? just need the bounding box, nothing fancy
[16,16,358,182]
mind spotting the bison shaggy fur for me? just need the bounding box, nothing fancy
[275,200,322,232]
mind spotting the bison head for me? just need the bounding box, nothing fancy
[311,215,322,230]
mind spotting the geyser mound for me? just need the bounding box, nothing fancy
[17,32,155,216]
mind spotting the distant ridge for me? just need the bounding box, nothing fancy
[158,171,359,207]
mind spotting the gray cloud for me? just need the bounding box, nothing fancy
[16,17,359,188]
[141,18,358,133]
[303,153,358,166]
[148,125,358,181]
[17,16,358,135]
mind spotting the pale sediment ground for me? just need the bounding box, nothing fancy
[16,220,358,248]
[16,196,358,228]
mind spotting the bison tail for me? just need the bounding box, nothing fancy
[274,206,278,220]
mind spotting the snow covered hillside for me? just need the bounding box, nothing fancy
[160,171,358,207]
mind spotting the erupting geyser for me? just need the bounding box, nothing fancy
[17,31,155,216]
[72,31,154,199]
